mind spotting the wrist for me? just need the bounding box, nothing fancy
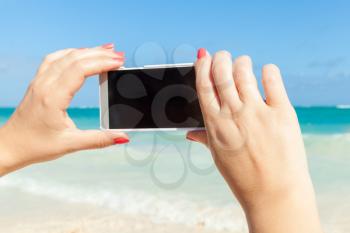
[242,180,322,233]
[0,124,23,176]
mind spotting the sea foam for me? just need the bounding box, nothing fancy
[0,176,246,231]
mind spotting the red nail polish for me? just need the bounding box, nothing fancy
[112,57,125,61]
[102,43,114,49]
[186,136,197,142]
[114,51,125,57]
[197,48,206,59]
[114,138,129,144]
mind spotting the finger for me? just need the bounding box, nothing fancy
[195,48,220,118]
[99,42,115,50]
[211,51,241,111]
[52,43,116,64]
[53,47,124,71]
[262,64,291,107]
[233,56,263,103]
[38,47,122,79]
[66,129,129,151]
[56,55,124,96]
[186,130,208,146]
[37,48,75,75]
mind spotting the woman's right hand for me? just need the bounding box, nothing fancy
[0,44,129,176]
[187,49,323,233]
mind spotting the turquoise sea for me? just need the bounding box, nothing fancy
[0,107,350,232]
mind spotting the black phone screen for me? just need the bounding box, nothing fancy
[107,66,204,129]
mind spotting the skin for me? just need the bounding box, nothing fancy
[0,44,129,176]
[0,45,323,232]
[186,49,323,233]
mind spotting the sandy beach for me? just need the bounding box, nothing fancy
[1,108,350,233]
[2,185,350,233]
[0,186,246,233]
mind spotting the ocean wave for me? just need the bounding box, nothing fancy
[0,177,246,231]
[303,132,350,139]
[303,133,350,157]
[336,105,350,109]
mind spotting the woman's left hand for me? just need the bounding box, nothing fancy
[0,44,129,176]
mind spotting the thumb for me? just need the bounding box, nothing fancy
[186,130,208,147]
[67,129,129,151]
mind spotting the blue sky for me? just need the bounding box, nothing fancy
[0,0,349,106]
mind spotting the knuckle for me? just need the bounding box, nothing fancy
[41,94,52,108]
[96,134,109,149]
[68,49,81,60]
[196,80,205,93]
[30,82,53,108]
[211,61,226,78]
[42,53,55,65]
[262,74,273,87]
[234,65,251,80]
[204,102,220,117]
[204,110,217,123]
[219,104,232,116]
[211,61,220,76]
[228,102,242,115]
[195,73,210,91]
[212,53,232,76]
[29,81,45,98]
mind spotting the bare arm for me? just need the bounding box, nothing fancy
[187,48,323,233]
[0,44,129,176]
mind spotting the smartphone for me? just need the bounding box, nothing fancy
[99,63,204,131]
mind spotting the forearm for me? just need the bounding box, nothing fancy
[0,124,25,176]
[0,129,14,176]
[243,182,323,233]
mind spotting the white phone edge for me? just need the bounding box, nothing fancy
[99,63,205,132]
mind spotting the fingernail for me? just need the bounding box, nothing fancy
[114,138,129,144]
[112,57,125,62]
[113,51,125,57]
[197,48,207,59]
[186,135,197,142]
[102,43,114,49]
